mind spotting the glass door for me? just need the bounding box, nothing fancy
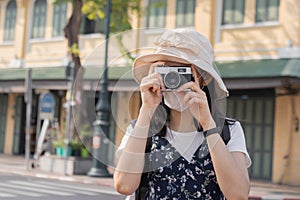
[13,96,25,155]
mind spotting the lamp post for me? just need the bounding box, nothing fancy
[64,61,74,176]
[87,0,111,177]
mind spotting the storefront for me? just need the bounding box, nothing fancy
[0,58,299,184]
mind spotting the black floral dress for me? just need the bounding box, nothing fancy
[145,135,225,200]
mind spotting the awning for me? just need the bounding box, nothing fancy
[217,59,300,79]
[0,66,133,81]
[0,66,137,92]
[216,59,300,89]
[0,59,299,92]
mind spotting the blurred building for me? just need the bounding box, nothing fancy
[0,0,299,186]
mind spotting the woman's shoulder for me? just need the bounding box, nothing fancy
[224,117,242,128]
[224,117,237,125]
[222,117,244,136]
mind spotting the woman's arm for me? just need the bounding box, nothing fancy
[178,77,250,200]
[113,106,152,195]
[205,124,250,200]
[114,64,164,195]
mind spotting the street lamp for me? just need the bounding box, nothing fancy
[64,61,74,176]
[87,0,112,177]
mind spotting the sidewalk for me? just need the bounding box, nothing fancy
[0,154,114,187]
[0,154,300,200]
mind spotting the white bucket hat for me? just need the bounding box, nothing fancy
[133,29,228,99]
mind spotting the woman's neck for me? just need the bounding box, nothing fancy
[169,109,197,132]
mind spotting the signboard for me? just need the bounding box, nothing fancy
[39,92,55,120]
[93,135,101,149]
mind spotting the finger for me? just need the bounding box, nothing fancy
[148,62,164,75]
[152,72,165,90]
[140,80,161,92]
[141,74,161,84]
[185,95,207,107]
[176,82,193,92]
[184,91,207,105]
[190,82,202,93]
[148,82,161,96]
[148,64,156,75]
[183,92,197,105]
[176,81,201,93]
[150,83,162,97]
[186,98,202,107]
[156,86,162,97]
[145,72,164,88]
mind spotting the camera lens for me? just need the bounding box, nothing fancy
[164,71,181,89]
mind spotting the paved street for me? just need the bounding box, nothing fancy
[0,173,126,200]
[1,155,300,200]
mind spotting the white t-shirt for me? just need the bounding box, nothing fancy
[117,121,252,168]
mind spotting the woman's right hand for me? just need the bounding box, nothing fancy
[139,63,165,110]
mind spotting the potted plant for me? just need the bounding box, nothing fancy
[52,139,64,157]
[80,146,90,158]
[69,140,83,157]
[78,124,93,158]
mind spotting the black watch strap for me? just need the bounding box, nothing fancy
[203,127,222,138]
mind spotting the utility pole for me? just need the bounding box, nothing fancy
[24,69,32,170]
[87,0,112,177]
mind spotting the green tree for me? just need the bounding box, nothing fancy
[50,0,141,139]
[82,0,141,61]
[51,0,141,69]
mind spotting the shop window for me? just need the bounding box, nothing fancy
[52,2,67,37]
[256,0,279,22]
[31,0,47,39]
[147,0,167,28]
[222,0,245,25]
[4,0,17,41]
[176,0,195,27]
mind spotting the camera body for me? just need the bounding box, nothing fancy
[155,66,193,90]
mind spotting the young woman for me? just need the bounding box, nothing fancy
[114,29,251,200]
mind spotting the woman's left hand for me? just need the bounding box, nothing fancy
[176,82,215,130]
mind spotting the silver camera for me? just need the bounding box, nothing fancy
[155,66,193,90]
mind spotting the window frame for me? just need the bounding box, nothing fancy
[175,0,196,27]
[221,0,245,25]
[146,0,167,28]
[31,0,47,39]
[4,0,17,42]
[255,0,280,23]
[52,2,67,37]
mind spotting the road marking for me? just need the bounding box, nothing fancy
[0,182,73,196]
[0,192,16,197]
[9,180,98,196]
[0,187,44,197]
[37,180,120,195]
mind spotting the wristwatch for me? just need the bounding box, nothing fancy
[203,127,222,138]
